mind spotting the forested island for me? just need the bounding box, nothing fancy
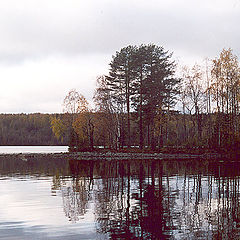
[50,44,240,156]
[1,44,239,157]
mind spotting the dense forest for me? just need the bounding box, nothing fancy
[51,44,240,152]
[0,113,68,145]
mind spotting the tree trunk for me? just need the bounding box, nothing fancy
[139,67,143,150]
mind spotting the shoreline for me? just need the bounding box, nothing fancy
[0,151,226,161]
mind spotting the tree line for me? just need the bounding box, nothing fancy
[52,44,240,152]
[0,113,68,145]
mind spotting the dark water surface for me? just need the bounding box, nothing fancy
[0,155,239,239]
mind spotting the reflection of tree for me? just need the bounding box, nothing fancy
[94,160,240,239]
[51,160,94,223]
[94,160,175,239]
[49,158,240,239]
[211,167,240,239]
[94,161,135,239]
[0,156,70,176]
[174,163,240,239]
[131,161,168,239]
[61,177,90,222]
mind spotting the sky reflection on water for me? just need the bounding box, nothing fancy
[0,146,68,154]
[0,156,240,239]
[0,177,100,240]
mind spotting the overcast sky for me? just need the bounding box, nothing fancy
[0,0,239,113]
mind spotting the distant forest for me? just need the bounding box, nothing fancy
[0,114,68,145]
[2,111,236,149]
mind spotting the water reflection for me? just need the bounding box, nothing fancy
[64,159,240,239]
[0,156,240,239]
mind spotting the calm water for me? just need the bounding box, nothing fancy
[0,155,240,239]
[0,146,68,154]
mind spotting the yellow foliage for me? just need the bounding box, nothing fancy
[72,113,88,143]
[50,117,66,142]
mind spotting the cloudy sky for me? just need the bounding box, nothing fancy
[0,0,239,113]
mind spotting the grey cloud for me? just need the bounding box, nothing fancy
[0,0,240,113]
[0,0,239,64]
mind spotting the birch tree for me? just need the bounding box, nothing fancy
[211,48,240,147]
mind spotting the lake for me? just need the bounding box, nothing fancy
[0,146,68,154]
[0,153,239,239]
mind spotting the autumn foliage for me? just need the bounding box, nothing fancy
[51,46,240,153]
